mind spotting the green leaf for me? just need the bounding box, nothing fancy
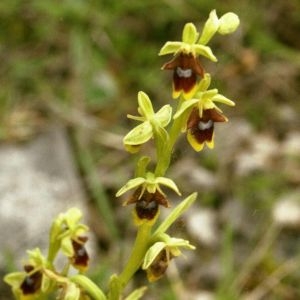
[154,193,197,235]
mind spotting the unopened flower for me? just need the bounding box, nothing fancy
[199,10,240,45]
[142,234,195,282]
[174,74,235,151]
[123,91,172,153]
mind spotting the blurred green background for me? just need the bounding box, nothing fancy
[1,0,300,299]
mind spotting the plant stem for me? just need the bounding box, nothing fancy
[71,274,107,300]
[155,98,184,177]
[118,222,152,288]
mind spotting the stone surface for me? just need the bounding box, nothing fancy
[0,124,90,267]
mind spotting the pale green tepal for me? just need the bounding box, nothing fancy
[159,22,217,62]
[116,171,181,201]
[123,91,172,153]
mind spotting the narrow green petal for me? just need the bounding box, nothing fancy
[218,12,240,35]
[193,44,217,61]
[173,99,198,119]
[182,23,199,44]
[142,242,166,269]
[138,91,154,118]
[212,94,235,106]
[156,177,181,195]
[167,237,195,250]
[116,177,146,197]
[127,114,145,122]
[155,105,172,127]
[198,9,220,45]
[158,41,183,56]
[123,122,153,145]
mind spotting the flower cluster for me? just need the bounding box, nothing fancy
[118,9,239,284]
[124,10,239,154]
[4,208,91,300]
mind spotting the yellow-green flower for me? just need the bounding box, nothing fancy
[50,208,89,271]
[174,74,235,151]
[142,234,195,282]
[159,10,239,99]
[4,249,51,300]
[116,172,181,223]
[123,91,172,153]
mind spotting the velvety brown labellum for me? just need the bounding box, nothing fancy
[148,249,169,280]
[162,53,204,94]
[71,239,89,269]
[187,108,226,144]
[135,199,159,220]
[20,270,42,295]
[127,188,170,208]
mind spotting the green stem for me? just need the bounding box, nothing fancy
[71,274,107,300]
[118,222,152,288]
[155,98,184,177]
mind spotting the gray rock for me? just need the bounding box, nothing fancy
[0,124,90,267]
